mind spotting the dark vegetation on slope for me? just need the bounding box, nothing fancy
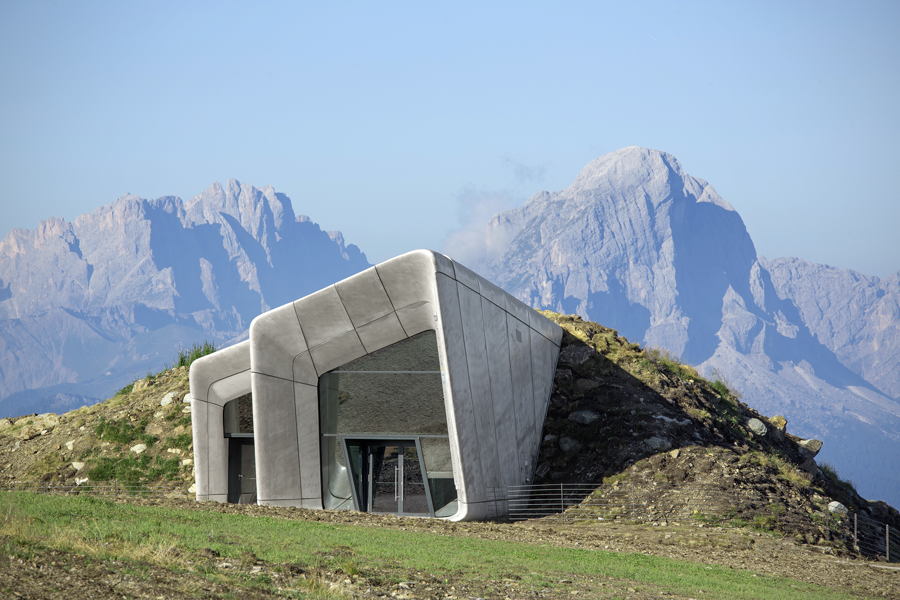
[539,311,899,547]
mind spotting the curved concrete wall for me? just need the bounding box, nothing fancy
[189,340,251,502]
[190,249,562,520]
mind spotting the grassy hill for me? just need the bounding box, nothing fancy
[0,312,897,598]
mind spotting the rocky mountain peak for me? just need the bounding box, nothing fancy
[444,146,899,506]
[565,146,734,212]
[0,182,369,417]
[186,179,296,240]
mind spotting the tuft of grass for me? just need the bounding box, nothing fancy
[86,455,180,486]
[739,452,810,488]
[644,347,700,382]
[819,462,856,496]
[94,417,156,447]
[115,382,134,396]
[167,433,192,450]
[175,342,216,369]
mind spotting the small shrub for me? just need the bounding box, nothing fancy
[819,462,856,495]
[175,342,216,369]
[115,383,134,396]
[87,455,181,486]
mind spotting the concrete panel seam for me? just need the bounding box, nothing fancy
[332,281,382,357]
[291,301,317,377]
[291,380,304,504]
[203,368,250,408]
[477,291,502,493]
[453,278,487,498]
[372,265,410,338]
[249,370,316,387]
[503,307,524,482]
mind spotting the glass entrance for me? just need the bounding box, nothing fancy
[345,440,430,515]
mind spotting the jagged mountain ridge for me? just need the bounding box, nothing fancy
[0,180,369,414]
[445,146,899,506]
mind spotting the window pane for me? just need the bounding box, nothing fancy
[421,437,458,517]
[223,393,253,434]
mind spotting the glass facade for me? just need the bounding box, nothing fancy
[318,330,458,516]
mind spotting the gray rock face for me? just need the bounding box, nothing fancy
[0,180,369,415]
[827,501,848,515]
[558,436,582,453]
[799,438,824,456]
[444,146,900,506]
[568,410,601,425]
[746,418,768,437]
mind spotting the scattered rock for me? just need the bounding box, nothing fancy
[746,418,767,437]
[668,449,680,459]
[559,436,582,453]
[65,440,75,451]
[182,406,191,414]
[160,392,176,406]
[188,483,196,494]
[74,477,89,486]
[558,344,594,366]
[130,443,147,454]
[827,501,848,515]
[798,439,823,456]
[542,434,558,444]
[0,418,12,430]
[653,415,691,426]
[181,458,193,466]
[132,378,150,392]
[769,415,788,431]
[71,461,85,471]
[574,378,600,393]
[568,410,600,425]
[167,448,182,455]
[182,393,193,403]
[643,436,671,452]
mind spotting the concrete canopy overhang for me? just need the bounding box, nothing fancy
[190,249,562,520]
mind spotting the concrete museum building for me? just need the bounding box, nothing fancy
[189,250,562,520]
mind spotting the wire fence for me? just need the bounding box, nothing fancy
[0,480,191,499]
[507,483,899,563]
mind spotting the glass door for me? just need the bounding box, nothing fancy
[344,439,431,515]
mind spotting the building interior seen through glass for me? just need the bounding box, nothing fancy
[319,330,457,517]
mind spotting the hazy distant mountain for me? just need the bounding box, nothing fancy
[0,180,369,415]
[445,146,900,506]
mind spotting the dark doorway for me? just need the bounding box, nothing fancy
[227,437,256,503]
[344,439,430,515]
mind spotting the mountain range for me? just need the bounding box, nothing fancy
[0,180,369,415]
[1,147,896,506]
[443,146,899,506]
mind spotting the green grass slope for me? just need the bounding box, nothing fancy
[0,491,876,600]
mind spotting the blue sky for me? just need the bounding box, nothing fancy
[1,1,898,275]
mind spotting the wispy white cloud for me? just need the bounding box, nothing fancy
[442,187,521,273]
